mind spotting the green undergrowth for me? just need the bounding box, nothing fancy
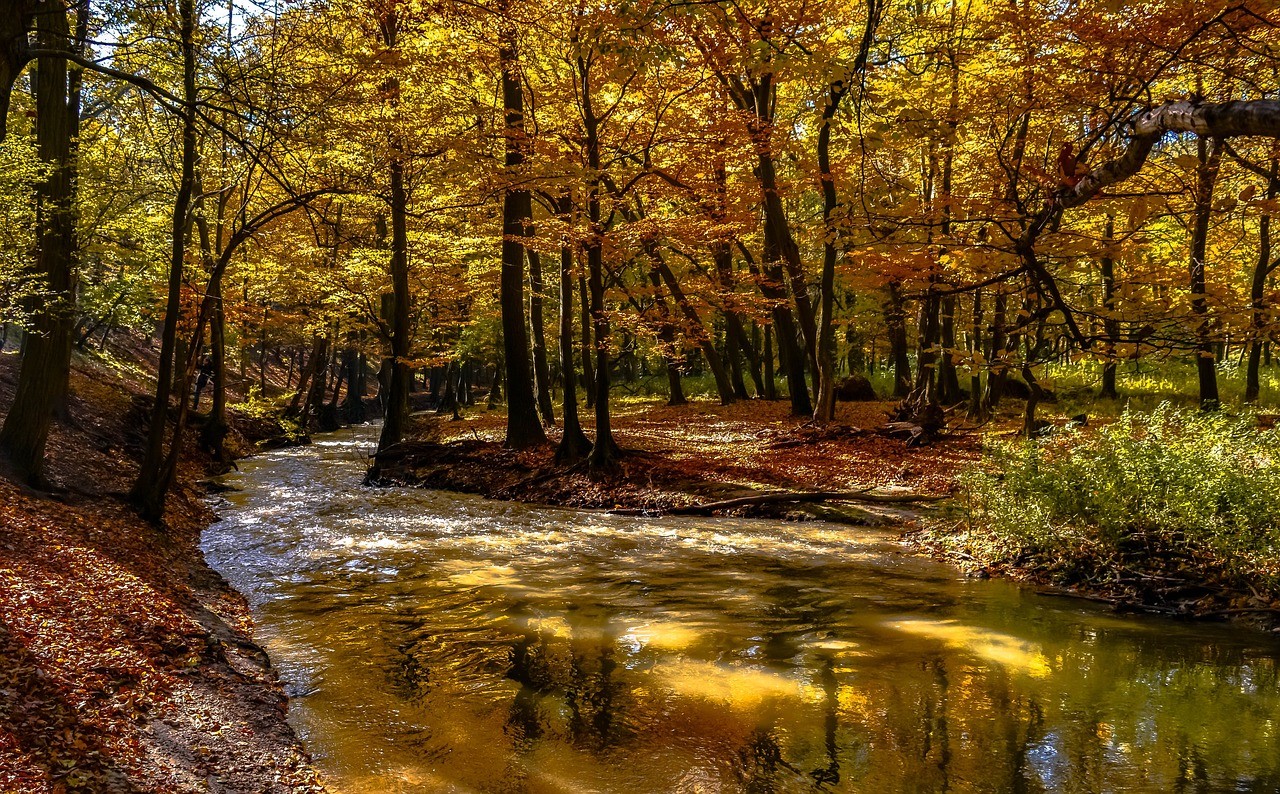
[231,385,306,441]
[1039,359,1280,417]
[927,404,1280,603]
[605,357,1280,415]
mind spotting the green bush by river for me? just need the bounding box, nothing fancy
[929,405,1280,611]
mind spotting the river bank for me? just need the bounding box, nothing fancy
[370,398,1280,631]
[0,347,324,792]
[913,407,1280,631]
[368,398,975,521]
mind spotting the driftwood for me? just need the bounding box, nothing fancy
[1036,588,1181,615]
[881,421,933,446]
[610,488,950,517]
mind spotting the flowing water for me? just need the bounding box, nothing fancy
[204,425,1280,793]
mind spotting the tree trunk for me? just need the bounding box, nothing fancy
[937,295,961,403]
[288,338,320,416]
[578,272,595,407]
[1021,362,1044,437]
[725,323,748,399]
[813,79,843,423]
[935,20,961,407]
[884,283,911,398]
[1060,99,1280,213]
[1190,136,1223,409]
[586,231,619,469]
[715,247,764,398]
[744,239,810,414]
[436,361,457,416]
[555,198,591,463]
[644,265,687,407]
[374,154,412,452]
[577,47,619,471]
[762,323,777,400]
[913,289,941,405]
[498,31,546,449]
[983,289,1008,409]
[0,0,75,488]
[130,0,196,519]
[302,334,330,430]
[966,289,984,421]
[710,159,762,399]
[647,246,732,404]
[193,195,229,457]
[258,310,268,394]
[813,1,878,420]
[756,142,818,379]
[730,312,765,397]
[342,345,365,422]
[487,360,502,409]
[1099,213,1119,399]
[371,17,413,462]
[526,246,556,426]
[454,362,468,415]
[726,73,819,391]
[328,339,345,407]
[1246,161,1277,404]
[0,1,35,145]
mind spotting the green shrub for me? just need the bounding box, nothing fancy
[233,386,305,440]
[954,404,1280,589]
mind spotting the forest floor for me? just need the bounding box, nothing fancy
[371,395,985,520]
[0,342,324,793]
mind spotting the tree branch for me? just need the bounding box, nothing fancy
[1062,99,1280,210]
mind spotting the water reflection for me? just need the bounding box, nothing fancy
[205,426,1280,793]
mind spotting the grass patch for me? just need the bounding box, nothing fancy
[1038,359,1280,417]
[927,404,1280,606]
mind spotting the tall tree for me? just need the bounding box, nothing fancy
[576,20,621,470]
[374,4,414,456]
[498,14,547,449]
[526,246,556,425]
[1,0,76,488]
[554,195,592,462]
[1189,135,1223,408]
[130,0,198,519]
[814,0,880,422]
[1245,158,1278,404]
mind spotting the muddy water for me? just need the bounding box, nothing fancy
[205,425,1280,793]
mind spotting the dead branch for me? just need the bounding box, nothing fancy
[610,488,950,516]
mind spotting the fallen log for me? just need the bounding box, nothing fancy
[610,488,950,517]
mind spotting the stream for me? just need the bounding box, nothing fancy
[204,424,1280,793]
